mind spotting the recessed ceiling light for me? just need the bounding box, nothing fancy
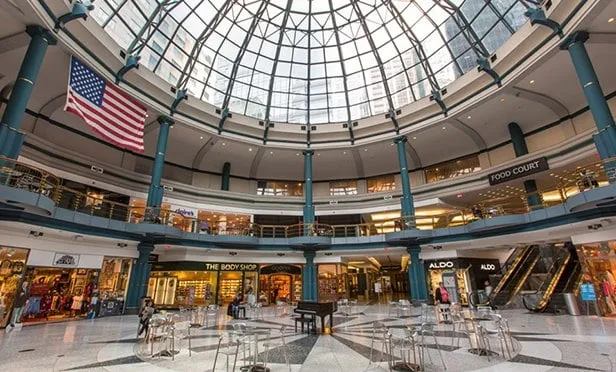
[412,136,417,140]
[500,98,505,102]
[467,115,471,119]
[364,148,368,152]
[317,153,320,156]
[199,136,204,139]
[609,17,614,23]
[342,151,346,154]
[442,126,446,130]
[248,148,253,152]
[222,142,226,146]
[270,151,274,155]
[390,143,394,146]
[529,79,535,84]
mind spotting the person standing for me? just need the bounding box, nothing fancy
[484,280,494,297]
[6,281,29,332]
[138,299,157,337]
[434,282,450,304]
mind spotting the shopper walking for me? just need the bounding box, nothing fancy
[137,299,157,337]
[6,281,29,332]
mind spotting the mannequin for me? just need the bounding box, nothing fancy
[601,273,616,314]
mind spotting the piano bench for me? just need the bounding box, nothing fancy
[294,316,316,333]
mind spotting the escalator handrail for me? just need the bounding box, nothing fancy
[491,245,531,297]
[508,253,541,304]
[527,248,572,311]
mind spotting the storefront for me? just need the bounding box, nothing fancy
[318,264,348,302]
[97,257,133,317]
[259,264,302,304]
[22,251,102,323]
[0,247,29,328]
[576,242,616,317]
[149,262,259,307]
[424,258,500,306]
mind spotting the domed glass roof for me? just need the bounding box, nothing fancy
[92,0,528,125]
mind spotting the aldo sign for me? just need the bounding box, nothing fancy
[488,157,549,185]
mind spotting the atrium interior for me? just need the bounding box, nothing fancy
[1,0,616,371]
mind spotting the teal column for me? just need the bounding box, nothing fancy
[221,162,231,191]
[146,116,172,215]
[125,242,154,311]
[0,26,56,158]
[302,251,317,301]
[407,245,428,301]
[560,31,616,183]
[303,150,315,234]
[394,137,415,223]
[508,122,543,209]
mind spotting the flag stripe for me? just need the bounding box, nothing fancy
[65,57,146,153]
[67,96,144,148]
[68,91,143,135]
[106,83,147,114]
[104,87,147,122]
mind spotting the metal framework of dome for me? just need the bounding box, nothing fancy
[92,0,530,126]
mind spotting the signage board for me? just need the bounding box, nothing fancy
[260,264,301,275]
[148,254,159,264]
[380,265,402,272]
[480,263,497,271]
[487,157,549,185]
[374,282,382,293]
[53,253,80,268]
[580,283,596,301]
[204,263,258,272]
[426,260,456,270]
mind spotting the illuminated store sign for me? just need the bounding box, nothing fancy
[488,157,549,185]
[204,263,258,272]
[480,264,496,271]
[428,261,455,269]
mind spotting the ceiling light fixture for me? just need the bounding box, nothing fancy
[342,151,346,154]
[248,148,253,152]
[270,151,274,155]
[500,98,505,102]
[529,79,535,84]
[609,17,614,23]
[442,126,446,130]
[412,136,417,140]
[467,115,471,119]
[364,148,368,152]
[200,136,203,139]
[222,142,226,146]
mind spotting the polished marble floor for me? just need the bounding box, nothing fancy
[0,304,615,372]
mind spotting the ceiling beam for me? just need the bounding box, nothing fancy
[0,31,30,55]
[351,148,365,179]
[449,119,488,151]
[509,86,570,118]
[587,32,616,44]
[192,136,218,169]
[404,141,422,169]
[249,147,266,178]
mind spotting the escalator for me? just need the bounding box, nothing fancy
[489,245,540,308]
[523,244,582,312]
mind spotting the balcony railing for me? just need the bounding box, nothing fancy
[1,156,612,239]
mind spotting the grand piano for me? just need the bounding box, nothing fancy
[294,301,337,334]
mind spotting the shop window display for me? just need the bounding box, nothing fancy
[318,264,348,302]
[577,242,616,317]
[21,267,99,323]
[0,247,29,328]
[97,257,132,317]
[149,271,218,307]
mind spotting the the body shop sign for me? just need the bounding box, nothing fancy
[488,157,549,185]
[204,263,258,271]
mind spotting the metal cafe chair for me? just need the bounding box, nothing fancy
[212,333,241,372]
[419,323,447,370]
[450,303,467,347]
[170,320,192,358]
[205,304,219,327]
[398,299,412,317]
[263,325,292,372]
[369,321,393,364]
[388,301,400,317]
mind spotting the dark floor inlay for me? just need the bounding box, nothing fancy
[62,356,142,371]
[510,354,601,371]
[254,334,320,365]
[18,348,35,352]
[89,338,140,344]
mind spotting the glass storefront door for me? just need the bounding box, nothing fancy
[577,242,616,317]
[0,247,29,327]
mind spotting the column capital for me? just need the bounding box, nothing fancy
[559,31,589,51]
[394,136,407,145]
[157,115,174,126]
[303,149,314,156]
[405,244,421,255]
[26,25,57,45]
[303,250,317,259]
[137,241,155,254]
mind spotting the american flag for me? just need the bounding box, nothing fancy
[65,57,146,153]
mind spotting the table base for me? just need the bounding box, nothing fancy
[467,348,499,357]
[390,362,421,372]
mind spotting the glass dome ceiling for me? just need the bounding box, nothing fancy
[92,0,528,125]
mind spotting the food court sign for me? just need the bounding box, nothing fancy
[488,157,549,185]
